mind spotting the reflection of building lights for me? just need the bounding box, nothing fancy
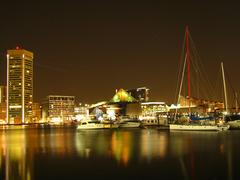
[219,144,225,154]
[110,131,131,166]
[140,131,168,161]
[85,148,91,158]
[159,134,167,158]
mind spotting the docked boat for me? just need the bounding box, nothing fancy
[101,120,120,129]
[169,123,230,131]
[77,120,105,130]
[225,114,240,129]
[140,115,168,127]
[119,116,141,128]
[170,27,230,132]
[227,120,240,129]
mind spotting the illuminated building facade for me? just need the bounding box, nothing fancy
[7,48,33,124]
[42,95,75,123]
[141,102,168,116]
[109,89,141,117]
[127,87,149,102]
[32,102,42,123]
[0,86,7,103]
[140,102,169,125]
[74,103,89,121]
[0,86,7,123]
[177,95,224,113]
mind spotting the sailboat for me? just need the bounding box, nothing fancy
[169,27,229,131]
[221,62,240,129]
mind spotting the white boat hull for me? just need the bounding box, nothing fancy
[119,122,140,128]
[169,124,229,131]
[77,123,105,130]
[102,123,119,129]
[227,120,240,129]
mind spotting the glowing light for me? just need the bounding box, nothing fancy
[222,111,228,115]
[170,104,181,109]
[107,109,116,120]
[9,105,22,108]
[50,117,63,124]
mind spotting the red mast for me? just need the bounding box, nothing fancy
[186,26,191,113]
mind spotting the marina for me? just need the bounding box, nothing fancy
[1,1,240,179]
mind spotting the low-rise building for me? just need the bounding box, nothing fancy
[42,95,75,124]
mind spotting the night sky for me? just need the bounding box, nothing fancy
[1,1,240,104]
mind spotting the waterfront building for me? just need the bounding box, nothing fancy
[109,89,141,118]
[175,95,224,113]
[127,87,149,102]
[74,103,89,121]
[0,86,7,103]
[141,102,168,116]
[32,102,42,123]
[42,95,75,124]
[0,102,6,124]
[140,101,169,125]
[0,86,7,123]
[7,47,33,124]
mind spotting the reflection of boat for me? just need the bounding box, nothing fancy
[77,120,105,130]
[169,123,229,131]
[119,116,141,128]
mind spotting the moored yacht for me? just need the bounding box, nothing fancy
[118,116,141,128]
[169,123,230,131]
[77,119,105,130]
[225,114,240,129]
[101,120,120,129]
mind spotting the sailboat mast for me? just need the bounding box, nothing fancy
[174,54,188,120]
[235,92,238,113]
[186,26,191,113]
[221,62,228,113]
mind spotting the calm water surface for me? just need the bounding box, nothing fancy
[0,127,239,180]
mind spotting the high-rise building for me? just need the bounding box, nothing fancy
[0,86,7,123]
[7,47,33,124]
[0,86,7,103]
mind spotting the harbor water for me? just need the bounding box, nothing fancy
[0,126,239,180]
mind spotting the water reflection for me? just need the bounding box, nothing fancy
[0,128,238,179]
[0,130,30,180]
[140,130,168,162]
[75,129,169,165]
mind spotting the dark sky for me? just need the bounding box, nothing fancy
[1,1,240,104]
